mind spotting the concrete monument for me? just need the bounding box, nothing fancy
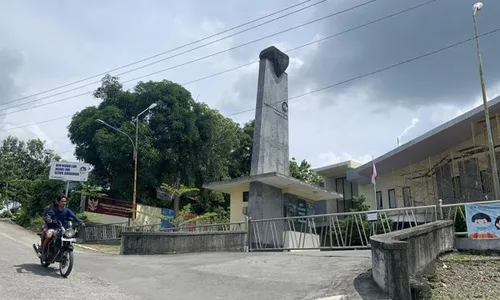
[203,46,341,249]
[248,46,290,221]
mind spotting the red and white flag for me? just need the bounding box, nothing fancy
[371,159,377,185]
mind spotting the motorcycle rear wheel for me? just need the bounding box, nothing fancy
[59,251,74,277]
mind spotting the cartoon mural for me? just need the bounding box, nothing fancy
[465,203,500,239]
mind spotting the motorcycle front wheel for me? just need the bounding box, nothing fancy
[59,250,74,277]
[40,258,50,268]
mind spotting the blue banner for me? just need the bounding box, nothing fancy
[465,203,500,239]
[160,208,175,229]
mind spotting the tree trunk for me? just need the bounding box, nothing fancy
[174,195,180,218]
[173,175,181,218]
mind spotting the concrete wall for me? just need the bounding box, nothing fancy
[455,237,500,251]
[370,220,454,300]
[230,184,249,223]
[120,231,248,255]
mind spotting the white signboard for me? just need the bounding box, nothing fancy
[49,161,90,182]
[366,211,378,222]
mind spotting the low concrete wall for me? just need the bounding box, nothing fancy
[370,220,454,300]
[120,231,247,255]
[455,237,500,251]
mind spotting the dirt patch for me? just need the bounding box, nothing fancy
[427,251,500,300]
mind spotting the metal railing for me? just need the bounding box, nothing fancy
[123,221,247,233]
[248,205,438,251]
[439,198,500,237]
[82,221,128,242]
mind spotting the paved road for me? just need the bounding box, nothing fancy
[0,220,386,300]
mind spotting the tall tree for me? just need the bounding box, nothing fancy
[230,120,254,178]
[68,75,241,214]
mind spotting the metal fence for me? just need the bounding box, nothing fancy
[82,221,128,242]
[81,198,497,247]
[439,199,500,237]
[123,221,247,233]
[248,205,438,251]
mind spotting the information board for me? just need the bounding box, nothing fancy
[49,161,90,182]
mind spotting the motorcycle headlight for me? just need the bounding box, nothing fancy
[64,228,76,238]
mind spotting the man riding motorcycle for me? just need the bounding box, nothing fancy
[38,200,58,253]
[34,195,85,258]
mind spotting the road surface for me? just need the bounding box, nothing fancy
[0,220,386,300]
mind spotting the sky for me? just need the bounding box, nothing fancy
[1,0,500,169]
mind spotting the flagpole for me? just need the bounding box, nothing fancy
[372,155,377,209]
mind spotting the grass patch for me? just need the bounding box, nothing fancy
[78,242,121,255]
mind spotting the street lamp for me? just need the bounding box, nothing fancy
[472,2,500,199]
[95,102,158,221]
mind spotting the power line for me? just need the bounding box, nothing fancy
[4,25,499,133]
[225,27,500,116]
[0,0,454,129]
[0,0,324,108]
[182,0,437,86]
[0,0,375,114]
[1,115,73,132]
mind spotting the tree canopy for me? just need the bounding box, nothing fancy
[68,75,243,214]
[0,136,64,224]
[0,74,324,227]
[67,75,323,216]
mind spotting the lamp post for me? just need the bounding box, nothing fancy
[95,102,158,221]
[131,102,158,220]
[472,2,500,199]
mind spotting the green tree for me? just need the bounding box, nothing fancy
[289,157,323,185]
[229,120,254,178]
[68,75,241,215]
[159,182,199,215]
[350,194,370,212]
[0,136,64,226]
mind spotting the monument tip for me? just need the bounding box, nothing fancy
[259,46,290,77]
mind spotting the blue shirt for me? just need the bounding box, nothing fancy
[46,207,82,229]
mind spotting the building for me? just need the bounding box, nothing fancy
[314,96,500,214]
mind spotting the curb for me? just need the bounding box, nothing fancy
[74,243,120,255]
[74,244,100,252]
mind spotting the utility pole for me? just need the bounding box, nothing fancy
[472,2,500,199]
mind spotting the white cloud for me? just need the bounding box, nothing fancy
[2,0,500,175]
[315,152,372,168]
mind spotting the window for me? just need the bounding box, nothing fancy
[335,177,353,213]
[388,189,396,208]
[335,178,344,195]
[376,191,382,210]
[243,191,249,202]
[452,176,462,199]
[402,186,412,207]
[480,170,493,194]
[343,179,352,200]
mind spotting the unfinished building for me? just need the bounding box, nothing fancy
[315,96,500,213]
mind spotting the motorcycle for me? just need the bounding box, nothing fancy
[33,220,79,277]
